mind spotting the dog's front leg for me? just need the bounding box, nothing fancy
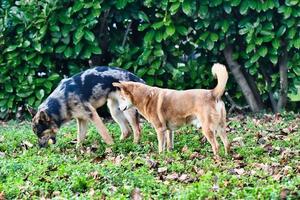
[124,109,141,144]
[87,104,114,145]
[166,130,174,151]
[155,127,166,153]
[76,118,88,148]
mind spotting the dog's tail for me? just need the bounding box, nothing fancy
[211,63,228,100]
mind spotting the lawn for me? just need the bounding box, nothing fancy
[0,112,299,199]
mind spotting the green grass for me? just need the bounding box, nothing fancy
[0,112,299,199]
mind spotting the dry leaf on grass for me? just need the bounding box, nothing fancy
[146,159,158,169]
[228,168,245,175]
[131,188,142,200]
[181,145,189,153]
[0,136,4,143]
[189,152,204,160]
[0,192,5,200]
[280,188,290,199]
[231,137,245,147]
[166,172,179,180]
[91,155,106,163]
[232,153,244,160]
[21,140,33,148]
[178,174,188,182]
[157,167,167,173]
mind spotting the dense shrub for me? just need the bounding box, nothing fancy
[0,0,299,119]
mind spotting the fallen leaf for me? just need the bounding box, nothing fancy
[234,160,247,168]
[193,166,205,176]
[181,145,189,153]
[0,192,5,200]
[272,173,283,181]
[0,136,4,143]
[90,171,99,180]
[158,167,167,173]
[231,136,245,147]
[212,175,219,191]
[89,188,95,196]
[114,155,123,165]
[165,172,179,180]
[274,113,282,121]
[91,155,105,163]
[263,143,274,154]
[105,147,113,154]
[69,139,77,145]
[146,159,158,169]
[282,166,292,175]
[21,140,33,148]
[234,168,245,175]
[189,152,204,159]
[257,137,267,145]
[178,174,188,182]
[52,191,60,197]
[200,136,207,143]
[280,188,290,200]
[222,181,230,188]
[229,168,245,175]
[232,153,244,160]
[131,188,142,200]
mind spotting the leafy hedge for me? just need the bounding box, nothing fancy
[0,0,299,119]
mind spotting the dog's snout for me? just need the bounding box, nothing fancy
[38,140,48,148]
[50,136,57,144]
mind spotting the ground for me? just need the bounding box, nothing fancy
[0,112,299,199]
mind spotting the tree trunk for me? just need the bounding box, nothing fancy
[277,48,288,112]
[89,9,111,66]
[260,67,278,113]
[242,67,265,110]
[223,45,264,112]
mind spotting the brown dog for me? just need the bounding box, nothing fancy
[113,63,229,156]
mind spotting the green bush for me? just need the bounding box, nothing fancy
[0,0,299,119]
[0,0,102,118]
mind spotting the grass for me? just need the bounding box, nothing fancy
[0,112,299,199]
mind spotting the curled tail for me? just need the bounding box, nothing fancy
[211,63,228,99]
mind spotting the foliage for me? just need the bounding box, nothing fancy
[1,0,300,119]
[0,0,102,119]
[0,112,299,198]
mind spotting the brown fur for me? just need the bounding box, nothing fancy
[113,63,229,156]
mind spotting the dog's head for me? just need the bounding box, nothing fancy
[30,109,58,147]
[112,81,136,111]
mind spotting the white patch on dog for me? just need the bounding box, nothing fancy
[91,83,104,98]
[215,100,223,115]
[102,68,129,80]
[191,118,202,129]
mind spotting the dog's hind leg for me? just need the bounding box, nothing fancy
[76,118,88,148]
[216,102,230,155]
[198,115,219,156]
[107,99,131,141]
[218,127,230,155]
[87,104,114,145]
[124,108,141,143]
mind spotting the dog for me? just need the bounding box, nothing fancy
[113,63,229,156]
[30,66,145,147]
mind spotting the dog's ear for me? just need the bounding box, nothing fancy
[39,110,50,122]
[26,105,37,117]
[112,82,123,89]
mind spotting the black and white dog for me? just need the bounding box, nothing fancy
[30,66,145,147]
